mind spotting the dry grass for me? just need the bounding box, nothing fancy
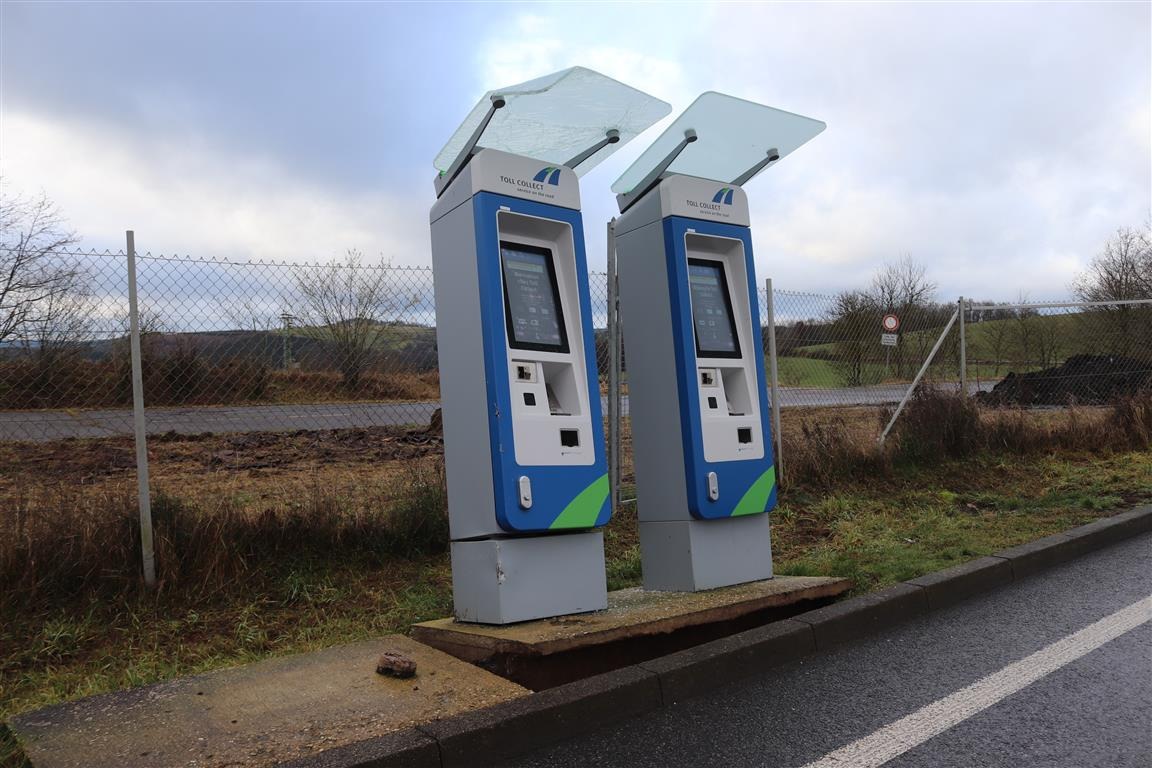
[2,392,1150,732]
[778,389,1151,490]
[1,439,448,608]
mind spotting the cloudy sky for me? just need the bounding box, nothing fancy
[2,1,1148,300]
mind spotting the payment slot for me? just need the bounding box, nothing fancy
[429,67,669,623]
[611,92,825,591]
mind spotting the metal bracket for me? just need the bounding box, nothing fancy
[615,128,698,214]
[564,129,620,171]
[434,94,506,198]
[730,147,781,187]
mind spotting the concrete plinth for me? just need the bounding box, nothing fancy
[9,635,527,768]
[640,513,774,592]
[451,531,607,624]
[413,575,850,689]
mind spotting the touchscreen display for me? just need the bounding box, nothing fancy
[687,259,741,358]
[501,242,569,353]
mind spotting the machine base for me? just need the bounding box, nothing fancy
[451,531,607,624]
[640,515,773,592]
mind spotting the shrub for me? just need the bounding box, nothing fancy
[891,388,983,462]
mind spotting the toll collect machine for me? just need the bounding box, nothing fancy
[429,67,670,624]
[611,92,825,591]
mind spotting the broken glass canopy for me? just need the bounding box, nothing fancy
[611,91,825,194]
[433,66,671,178]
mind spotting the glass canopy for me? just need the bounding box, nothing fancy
[611,92,825,194]
[433,66,671,178]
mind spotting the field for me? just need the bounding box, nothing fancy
[3,393,1150,737]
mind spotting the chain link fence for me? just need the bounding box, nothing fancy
[2,243,1149,515]
[1,248,445,439]
[760,288,969,408]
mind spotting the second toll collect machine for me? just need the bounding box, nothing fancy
[612,92,825,591]
[429,67,669,623]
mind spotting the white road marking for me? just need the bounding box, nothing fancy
[801,595,1152,768]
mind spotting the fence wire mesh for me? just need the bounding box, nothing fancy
[964,300,1152,406]
[0,249,132,439]
[763,288,967,406]
[131,253,441,433]
[2,245,1149,499]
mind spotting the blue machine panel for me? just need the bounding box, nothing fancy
[472,192,610,533]
[663,215,777,520]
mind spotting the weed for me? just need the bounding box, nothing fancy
[605,546,643,591]
[381,459,449,557]
[0,722,31,768]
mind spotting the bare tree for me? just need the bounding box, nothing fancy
[0,186,82,346]
[868,255,938,312]
[293,249,418,390]
[828,290,880,387]
[22,275,96,363]
[866,256,939,377]
[1012,293,1040,371]
[980,306,1014,376]
[1072,226,1152,358]
[1073,225,1152,303]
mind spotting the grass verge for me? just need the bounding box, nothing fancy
[2,394,1150,742]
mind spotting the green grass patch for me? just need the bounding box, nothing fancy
[774,451,1151,593]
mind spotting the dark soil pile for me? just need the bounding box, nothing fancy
[979,354,1152,406]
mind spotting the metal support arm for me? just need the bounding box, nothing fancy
[565,129,620,170]
[731,147,781,187]
[435,94,506,198]
[615,128,698,213]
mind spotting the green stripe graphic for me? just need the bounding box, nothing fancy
[549,473,610,529]
[731,466,777,517]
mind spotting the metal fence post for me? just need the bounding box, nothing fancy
[765,278,783,487]
[958,295,967,397]
[126,231,156,587]
[879,308,960,444]
[606,218,621,516]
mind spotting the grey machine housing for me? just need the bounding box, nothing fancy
[615,173,776,591]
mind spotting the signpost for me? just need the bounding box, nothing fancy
[881,313,900,373]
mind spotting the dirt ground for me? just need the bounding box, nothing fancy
[0,424,446,508]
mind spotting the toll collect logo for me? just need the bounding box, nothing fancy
[533,167,562,186]
[711,187,735,205]
[498,165,561,201]
[686,186,735,216]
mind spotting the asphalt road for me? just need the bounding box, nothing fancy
[0,382,994,441]
[513,532,1152,768]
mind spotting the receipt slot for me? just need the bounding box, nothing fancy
[429,67,669,623]
[611,92,825,591]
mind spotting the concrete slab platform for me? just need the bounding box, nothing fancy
[9,635,527,768]
[412,575,850,689]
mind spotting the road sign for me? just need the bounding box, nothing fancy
[881,333,898,346]
[882,314,900,332]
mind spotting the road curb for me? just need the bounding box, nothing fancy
[416,665,661,768]
[637,619,814,704]
[791,582,929,650]
[994,505,1152,580]
[279,728,440,768]
[907,556,1013,610]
